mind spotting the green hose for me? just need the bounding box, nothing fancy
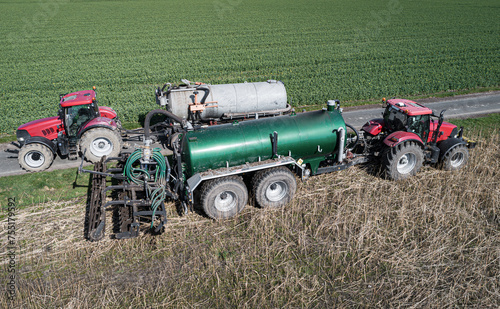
[123,147,168,228]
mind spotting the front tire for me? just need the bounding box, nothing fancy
[440,144,469,171]
[80,128,122,163]
[200,176,248,220]
[382,141,424,180]
[18,143,54,172]
[252,167,297,208]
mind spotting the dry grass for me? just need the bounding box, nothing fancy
[1,131,498,308]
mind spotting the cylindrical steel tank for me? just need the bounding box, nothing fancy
[182,108,346,176]
[159,80,289,120]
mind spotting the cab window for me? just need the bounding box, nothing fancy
[407,115,430,141]
[383,106,407,132]
[65,105,95,136]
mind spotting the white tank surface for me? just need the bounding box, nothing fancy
[155,79,290,121]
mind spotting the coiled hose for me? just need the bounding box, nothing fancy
[123,147,167,228]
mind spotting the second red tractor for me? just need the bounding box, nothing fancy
[361,98,476,180]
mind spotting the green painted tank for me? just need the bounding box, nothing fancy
[182,106,346,176]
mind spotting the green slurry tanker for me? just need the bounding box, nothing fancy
[82,99,475,241]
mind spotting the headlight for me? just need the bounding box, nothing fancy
[16,130,30,145]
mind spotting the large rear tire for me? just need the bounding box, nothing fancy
[200,176,248,220]
[382,141,424,180]
[440,144,469,171]
[252,167,297,208]
[80,128,122,163]
[18,143,54,172]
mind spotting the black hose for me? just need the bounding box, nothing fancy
[144,109,184,140]
[196,86,210,103]
[345,123,359,150]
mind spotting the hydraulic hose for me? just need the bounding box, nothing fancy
[345,123,359,150]
[144,109,185,141]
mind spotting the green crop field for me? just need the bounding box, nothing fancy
[0,0,498,134]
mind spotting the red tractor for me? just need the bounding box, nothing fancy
[361,98,476,180]
[15,88,123,172]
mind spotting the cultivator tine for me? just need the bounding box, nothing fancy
[114,190,168,239]
[115,196,140,239]
[86,158,108,241]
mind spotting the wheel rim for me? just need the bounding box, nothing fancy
[24,151,45,168]
[90,137,113,156]
[397,153,417,174]
[265,181,288,202]
[214,191,237,212]
[450,152,465,168]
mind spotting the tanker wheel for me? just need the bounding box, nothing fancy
[18,143,54,172]
[252,167,297,208]
[80,128,122,163]
[440,144,469,171]
[200,176,248,220]
[383,141,424,180]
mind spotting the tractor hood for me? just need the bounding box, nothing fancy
[17,116,62,142]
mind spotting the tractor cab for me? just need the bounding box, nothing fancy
[59,89,100,137]
[382,99,432,143]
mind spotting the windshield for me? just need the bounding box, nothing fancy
[64,104,98,136]
[383,106,407,132]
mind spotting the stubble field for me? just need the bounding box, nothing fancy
[0,124,498,308]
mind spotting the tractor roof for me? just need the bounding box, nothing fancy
[60,90,96,108]
[387,99,432,116]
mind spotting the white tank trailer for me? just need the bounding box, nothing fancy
[155,79,290,122]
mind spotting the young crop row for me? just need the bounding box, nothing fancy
[0,0,498,134]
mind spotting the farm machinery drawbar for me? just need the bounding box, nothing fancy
[82,92,476,241]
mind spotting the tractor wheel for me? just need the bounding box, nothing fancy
[252,167,297,208]
[18,143,54,172]
[440,144,469,171]
[80,128,122,163]
[200,176,248,220]
[382,141,424,180]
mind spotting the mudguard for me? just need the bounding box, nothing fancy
[25,136,57,154]
[78,117,118,137]
[437,138,467,160]
[362,118,384,136]
[383,131,424,148]
[98,106,118,119]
